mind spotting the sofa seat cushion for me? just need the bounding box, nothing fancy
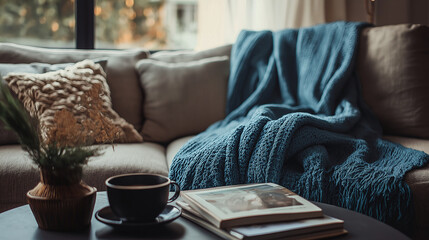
[384,135,429,239]
[166,136,194,168]
[0,143,168,213]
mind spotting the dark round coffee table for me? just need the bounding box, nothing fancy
[0,192,409,240]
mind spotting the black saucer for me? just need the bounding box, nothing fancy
[95,205,181,229]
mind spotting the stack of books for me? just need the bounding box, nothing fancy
[178,183,347,240]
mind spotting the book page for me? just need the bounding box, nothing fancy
[199,184,301,214]
[184,183,321,219]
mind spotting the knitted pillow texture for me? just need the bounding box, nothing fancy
[4,60,142,144]
[0,61,107,145]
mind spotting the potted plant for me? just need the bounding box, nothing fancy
[0,76,116,231]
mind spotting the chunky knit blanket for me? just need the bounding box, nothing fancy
[169,22,429,232]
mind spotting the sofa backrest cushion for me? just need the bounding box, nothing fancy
[0,43,148,132]
[136,56,230,143]
[358,24,429,138]
[0,126,17,145]
[150,44,232,62]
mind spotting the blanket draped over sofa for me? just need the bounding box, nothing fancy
[169,22,429,232]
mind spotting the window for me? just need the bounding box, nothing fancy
[95,0,197,49]
[0,0,197,50]
[0,0,75,48]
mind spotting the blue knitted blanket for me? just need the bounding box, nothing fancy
[169,22,429,232]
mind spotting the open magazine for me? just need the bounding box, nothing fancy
[180,183,324,229]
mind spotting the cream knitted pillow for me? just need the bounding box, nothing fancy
[4,60,142,144]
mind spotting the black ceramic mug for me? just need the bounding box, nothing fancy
[106,173,180,222]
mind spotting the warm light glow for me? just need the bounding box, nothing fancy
[146,18,155,27]
[125,0,134,8]
[51,21,59,32]
[116,31,132,44]
[94,6,102,16]
[19,8,27,17]
[143,7,153,17]
[68,20,75,29]
[156,30,165,39]
[39,17,46,24]
[129,10,136,20]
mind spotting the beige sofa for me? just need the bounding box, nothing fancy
[0,24,428,239]
[0,42,233,213]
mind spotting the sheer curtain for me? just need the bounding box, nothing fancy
[196,0,346,50]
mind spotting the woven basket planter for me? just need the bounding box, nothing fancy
[26,168,97,231]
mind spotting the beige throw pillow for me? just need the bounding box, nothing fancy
[0,43,149,132]
[5,60,143,144]
[136,56,230,143]
[0,61,107,145]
